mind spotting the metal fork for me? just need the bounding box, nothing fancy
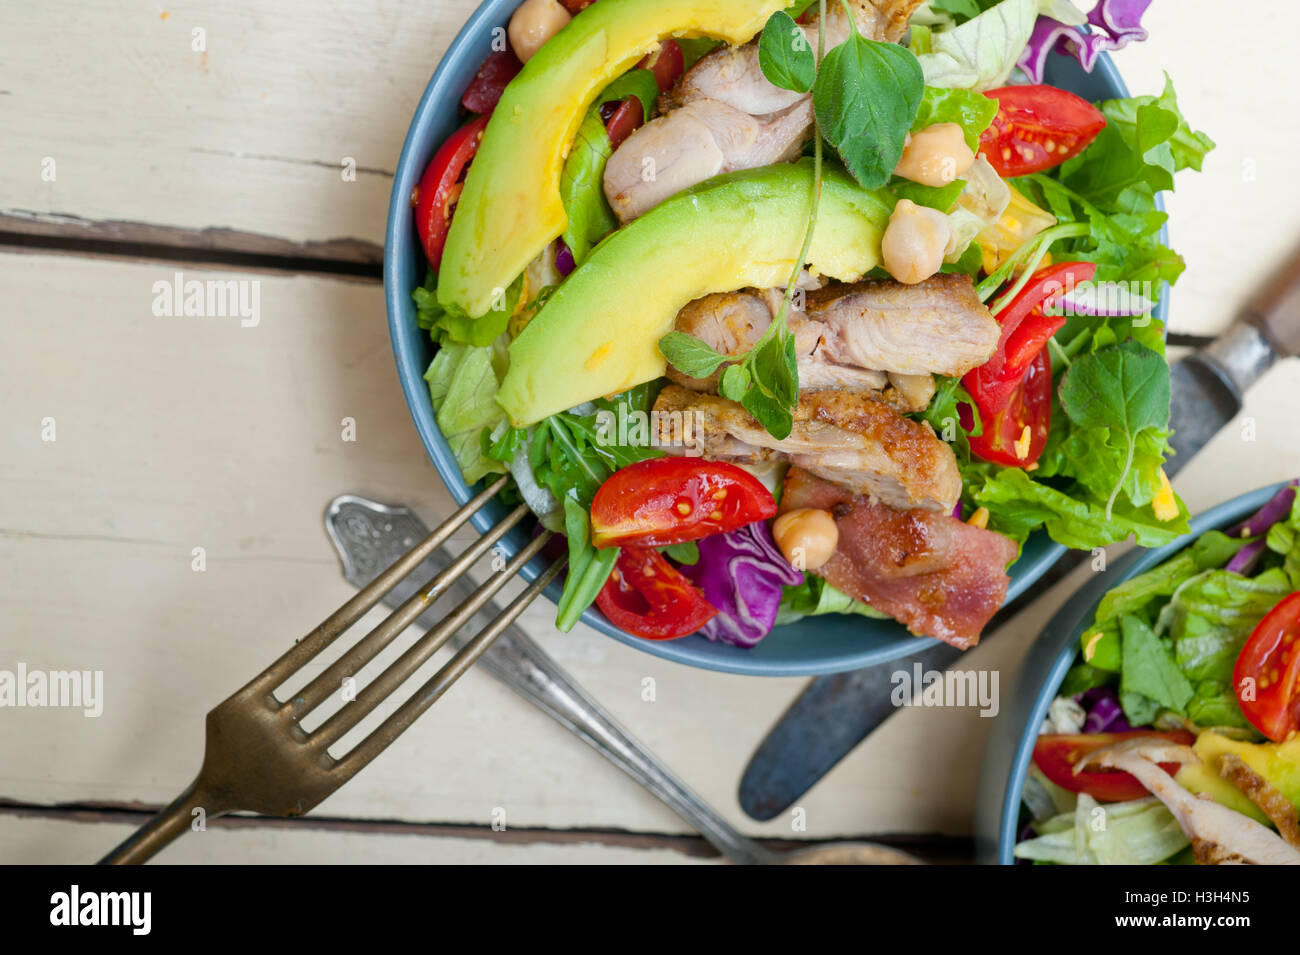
[99,475,561,864]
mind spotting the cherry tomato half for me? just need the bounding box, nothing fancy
[965,261,1095,416]
[1234,592,1300,742]
[590,458,777,548]
[596,546,717,640]
[979,85,1107,177]
[412,114,489,270]
[965,347,1052,469]
[460,49,522,115]
[1033,730,1196,802]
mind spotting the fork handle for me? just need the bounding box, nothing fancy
[99,780,225,865]
[478,630,776,864]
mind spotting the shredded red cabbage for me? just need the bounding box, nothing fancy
[679,522,803,648]
[1018,0,1154,84]
[1226,480,1298,539]
[1079,686,1132,732]
[555,238,576,276]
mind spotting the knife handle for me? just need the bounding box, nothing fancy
[1243,246,1300,357]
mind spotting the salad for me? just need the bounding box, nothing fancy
[1015,482,1300,865]
[411,0,1213,650]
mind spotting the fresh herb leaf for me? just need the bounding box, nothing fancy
[891,176,966,213]
[555,496,619,632]
[657,331,732,379]
[813,24,923,188]
[663,541,700,566]
[759,10,816,93]
[1059,341,1171,519]
[594,68,660,124]
[560,109,618,265]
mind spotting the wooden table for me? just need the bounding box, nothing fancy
[3,0,1299,864]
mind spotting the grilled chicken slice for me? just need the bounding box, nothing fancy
[802,273,1001,377]
[664,289,900,402]
[780,467,1016,648]
[604,0,925,222]
[1078,738,1300,866]
[1218,753,1300,848]
[653,385,960,512]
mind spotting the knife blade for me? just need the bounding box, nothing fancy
[738,252,1300,821]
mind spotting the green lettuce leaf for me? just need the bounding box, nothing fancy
[424,336,509,484]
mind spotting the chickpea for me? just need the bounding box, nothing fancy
[508,0,572,63]
[772,508,839,572]
[882,199,951,285]
[894,123,975,187]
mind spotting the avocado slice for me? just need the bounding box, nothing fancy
[498,160,892,425]
[438,0,789,319]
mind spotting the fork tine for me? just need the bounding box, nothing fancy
[285,503,530,716]
[334,555,567,778]
[307,530,556,750]
[245,476,508,694]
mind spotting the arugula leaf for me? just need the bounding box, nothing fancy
[663,541,700,566]
[1058,341,1170,519]
[814,28,923,188]
[759,10,816,93]
[555,496,619,632]
[911,85,999,151]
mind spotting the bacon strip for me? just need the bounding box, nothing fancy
[780,467,1016,648]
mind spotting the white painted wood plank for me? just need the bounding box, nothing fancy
[0,813,711,864]
[2,1,1297,332]
[5,249,1298,856]
[1,0,482,251]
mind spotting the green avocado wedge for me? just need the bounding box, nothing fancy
[437,0,790,320]
[497,159,893,425]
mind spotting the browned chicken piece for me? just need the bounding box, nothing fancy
[604,0,925,222]
[802,273,1001,377]
[653,385,961,512]
[1077,738,1300,866]
[1218,753,1300,848]
[665,289,902,400]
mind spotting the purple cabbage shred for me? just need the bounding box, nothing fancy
[1018,0,1154,84]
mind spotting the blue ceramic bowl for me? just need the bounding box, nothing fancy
[384,0,1166,676]
[974,483,1288,864]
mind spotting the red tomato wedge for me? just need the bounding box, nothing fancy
[590,458,776,548]
[965,347,1052,468]
[1033,730,1196,802]
[1234,592,1300,742]
[460,49,522,114]
[979,85,1107,177]
[596,546,717,640]
[412,114,489,270]
[965,261,1095,416]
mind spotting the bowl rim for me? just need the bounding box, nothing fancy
[383,0,1165,676]
[988,481,1290,865]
